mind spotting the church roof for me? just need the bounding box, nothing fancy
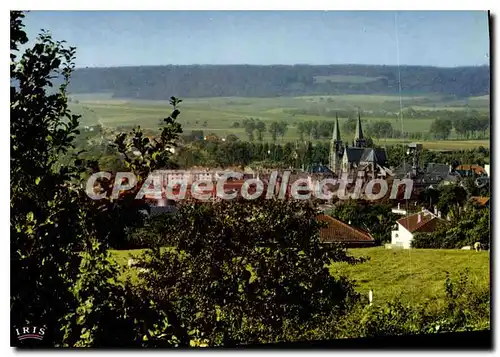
[426,163,450,178]
[360,148,377,162]
[345,147,365,164]
[374,148,387,163]
[307,164,334,175]
[345,147,388,166]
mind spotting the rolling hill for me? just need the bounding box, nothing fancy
[67,64,490,100]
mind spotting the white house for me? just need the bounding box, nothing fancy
[391,210,443,249]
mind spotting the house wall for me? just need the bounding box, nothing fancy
[391,223,414,249]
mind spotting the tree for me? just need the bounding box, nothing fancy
[254,119,266,141]
[243,118,256,142]
[436,184,468,216]
[430,118,452,140]
[342,117,357,135]
[478,116,490,138]
[225,134,239,142]
[412,206,490,249]
[329,201,398,244]
[11,11,93,344]
[296,122,305,141]
[11,12,183,346]
[277,121,289,141]
[135,199,361,346]
[268,122,280,142]
[303,121,315,139]
[11,11,136,346]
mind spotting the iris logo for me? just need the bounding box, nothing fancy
[15,326,46,341]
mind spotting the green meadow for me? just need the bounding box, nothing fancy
[331,247,490,307]
[110,246,489,307]
[70,93,489,149]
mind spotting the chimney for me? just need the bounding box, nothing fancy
[417,213,422,223]
[397,203,401,210]
[438,211,442,218]
[434,206,438,215]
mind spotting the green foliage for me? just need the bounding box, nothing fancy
[113,96,182,180]
[11,10,87,343]
[412,206,490,249]
[365,120,394,139]
[435,184,467,216]
[332,270,490,338]
[429,118,453,140]
[134,199,362,346]
[11,12,182,346]
[328,201,399,244]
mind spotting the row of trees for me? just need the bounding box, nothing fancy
[75,128,491,173]
[429,116,490,140]
[235,116,489,144]
[241,118,289,142]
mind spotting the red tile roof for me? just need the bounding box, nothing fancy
[456,164,486,175]
[317,214,375,245]
[396,212,442,233]
[469,196,490,206]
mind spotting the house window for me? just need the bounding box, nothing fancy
[395,233,399,238]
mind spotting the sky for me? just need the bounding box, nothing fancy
[22,11,490,68]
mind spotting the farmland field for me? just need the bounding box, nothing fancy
[110,246,490,308]
[330,247,490,307]
[70,93,489,149]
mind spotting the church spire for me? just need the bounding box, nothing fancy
[355,111,364,141]
[332,113,341,142]
[329,113,343,174]
[354,111,366,148]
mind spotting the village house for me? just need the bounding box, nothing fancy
[469,196,490,208]
[455,164,487,177]
[317,214,376,248]
[390,210,444,249]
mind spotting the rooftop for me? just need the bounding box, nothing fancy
[317,214,375,245]
[469,196,490,206]
[396,211,443,233]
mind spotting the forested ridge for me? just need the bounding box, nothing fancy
[67,64,490,99]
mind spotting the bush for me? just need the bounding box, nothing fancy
[134,199,363,346]
[331,270,490,339]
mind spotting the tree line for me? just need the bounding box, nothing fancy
[75,127,490,173]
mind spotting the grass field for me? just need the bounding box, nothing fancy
[331,247,490,307]
[110,246,490,308]
[70,93,489,150]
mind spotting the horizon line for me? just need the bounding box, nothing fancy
[74,63,491,70]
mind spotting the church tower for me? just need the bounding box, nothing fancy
[354,112,366,148]
[329,113,343,174]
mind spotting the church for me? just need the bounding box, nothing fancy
[329,113,389,179]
